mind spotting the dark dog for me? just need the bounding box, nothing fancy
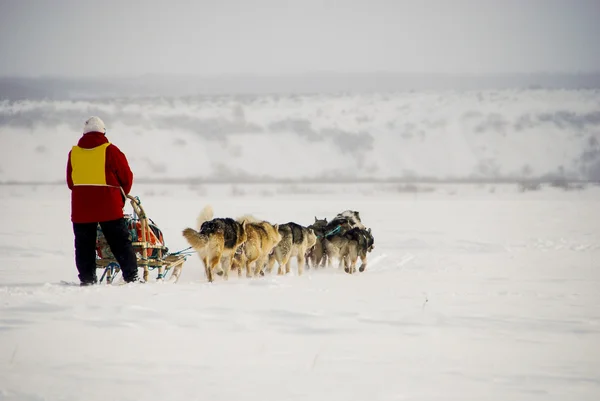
[340,227,375,273]
[306,216,329,269]
[320,210,375,273]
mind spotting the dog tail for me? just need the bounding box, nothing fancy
[236,214,260,224]
[196,205,214,231]
[182,228,209,250]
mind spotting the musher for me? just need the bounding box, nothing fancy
[66,116,140,285]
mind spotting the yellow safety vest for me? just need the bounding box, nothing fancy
[70,142,111,186]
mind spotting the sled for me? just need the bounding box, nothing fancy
[95,192,189,284]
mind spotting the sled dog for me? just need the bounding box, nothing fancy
[232,215,282,278]
[324,227,375,273]
[306,216,329,268]
[182,205,247,282]
[265,222,316,276]
[319,210,376,272]
[317,210,367,267]
[325,210,366,234]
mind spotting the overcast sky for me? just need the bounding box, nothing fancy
[0,0,598,77]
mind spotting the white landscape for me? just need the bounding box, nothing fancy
[1,89,600,184]
[0,182,599,400]
[2,0,600,399]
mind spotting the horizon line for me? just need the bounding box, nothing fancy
[2,71,600,80]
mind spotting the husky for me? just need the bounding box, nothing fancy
[265,222,316,276]
[182,205,247,282]
[318,210,368,268]
[306,216,329,269]
[232,215,282,278]
[331,227,375,273]
[326,210,366,233]
[336,210,365,227]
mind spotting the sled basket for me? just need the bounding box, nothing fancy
[95,191,187,284]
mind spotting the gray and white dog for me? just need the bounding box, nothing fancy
[264,222,316,276]
[306,216,329,269]
[325,226,375,273]
[318,210,375,273]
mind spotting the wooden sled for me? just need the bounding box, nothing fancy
[95,193,188,284]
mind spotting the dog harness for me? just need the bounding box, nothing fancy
[70,142,113,187]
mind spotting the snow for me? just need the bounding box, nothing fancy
[1,182,599,401]
[1,89,600,183]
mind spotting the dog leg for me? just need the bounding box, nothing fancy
[278,252,291,275]
[297,253,306,276]
[247,254,259,278]
[285,256,293,275]
[318,246,324,268]
[305,251,311,270]
[202,256,211,281]
[319,250,327,268]
[359,254,368,272]
[253,253,268,277]
[277,250,289,275]
[266,253,277,274]
[326,245,340,268]
[260,254,272,276]
[232,255,241,277]
[245,258,252,278]
[207,255,221,283]
[235,252,246,277]
[343,255,350,273]
[251,259,260,277]
[215,259,225,276]
[346,244,358,274]
[347,256,358,274]
[315,246,324,269]
[222,255,234,280]
[254,256,268,277]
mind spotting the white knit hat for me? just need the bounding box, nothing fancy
[83,116,106,134]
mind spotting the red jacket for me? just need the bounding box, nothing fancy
[66,132,134,223]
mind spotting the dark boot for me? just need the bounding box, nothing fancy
[73,222,99,285]
[100,218,139,282]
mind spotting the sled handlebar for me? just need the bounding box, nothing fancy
[119,187,144,215]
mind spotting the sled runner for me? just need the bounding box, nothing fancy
[95,193,189,284]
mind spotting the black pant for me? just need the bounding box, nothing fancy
[73,218,138,284]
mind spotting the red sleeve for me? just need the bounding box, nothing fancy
[107,144,134,194]
[66,150,73,190]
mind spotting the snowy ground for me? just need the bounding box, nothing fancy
[0,182,599,401]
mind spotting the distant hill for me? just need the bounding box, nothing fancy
[2,72,600,100]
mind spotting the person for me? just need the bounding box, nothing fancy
[66,116,140,285]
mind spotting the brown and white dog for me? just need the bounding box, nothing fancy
[182,205,247,282]
[232,215,282,278]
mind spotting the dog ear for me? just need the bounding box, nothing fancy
[314,216,317,222]
[274,223,279,231]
